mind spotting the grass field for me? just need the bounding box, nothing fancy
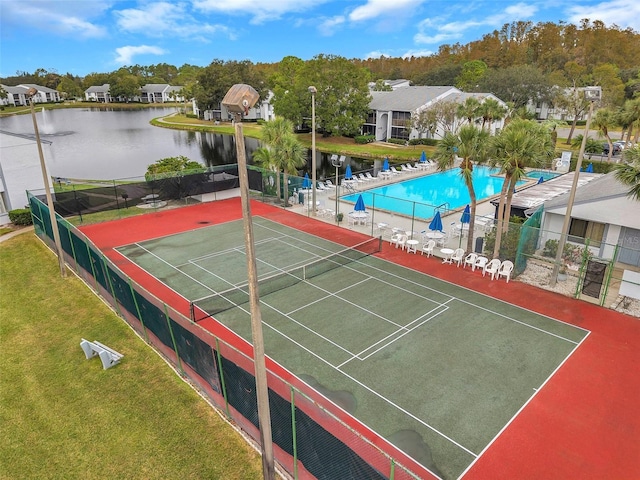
[0,234,264,480]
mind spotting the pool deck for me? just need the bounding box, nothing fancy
[290,164,500,257]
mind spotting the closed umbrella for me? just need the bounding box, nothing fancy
[429,211,443,231]
[302,173,311,189]
[345,164,352,180]
[383,158,389,171]
[354,194,366,212]
[460,204,471,224]
[537,176,544,184]
[420,151,427,163]
[586,163,594,173]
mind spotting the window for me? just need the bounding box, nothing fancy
[569,218,604,247]
[390,111,410,140]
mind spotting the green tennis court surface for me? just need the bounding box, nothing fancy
[116,218,589,479]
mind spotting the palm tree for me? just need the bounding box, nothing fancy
[277,134,307,207]
[477,98,507,131]
[433,124,490,252]
[260,118,296,204]
[614,145,640,200]
[456,97,481,127]
[252,147,280,201]
[489,119,555,258]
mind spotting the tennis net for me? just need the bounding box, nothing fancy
[190,236,382,322]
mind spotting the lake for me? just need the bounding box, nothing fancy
[0,108,374,181]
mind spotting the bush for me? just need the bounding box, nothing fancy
[541,239,592,265]
[9,208,32,226]
[387,138,407,145]
[408,138,438,146]
[185,113,198,119]
[354,135,375,144]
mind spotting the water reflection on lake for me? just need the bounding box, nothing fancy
[0,107,375,180]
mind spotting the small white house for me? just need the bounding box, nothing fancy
[540,172,640,267]
[1,84,60,106]
[85,84,112,103]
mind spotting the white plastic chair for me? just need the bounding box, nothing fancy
[474,256,489,272]
[421,240,436,257]
[451,248,465,267]
[483,259,501,279]
[463,253,478,269]
[497,260,514,282]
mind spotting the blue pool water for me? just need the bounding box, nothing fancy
[526,169,561,181]
[343,166,525,220]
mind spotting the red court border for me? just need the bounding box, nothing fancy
[80,198,640,479]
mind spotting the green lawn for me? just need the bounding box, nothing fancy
[0,234,264,480]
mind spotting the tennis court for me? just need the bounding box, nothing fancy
[115,217,589,479]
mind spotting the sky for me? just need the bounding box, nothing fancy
[1,0,639,78]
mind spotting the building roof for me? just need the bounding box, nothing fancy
[492,171,599,213]
[19,83,58,94]
[543,171,640,229]
[441,91,507,107]
[142,84,170,93]
[1,84,27,94]
[369,86,458,112]
[85,84,110,93]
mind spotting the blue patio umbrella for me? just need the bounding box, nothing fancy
[420,151,427,163]
[586,163,594,173]
[429,211,443,231]
[345,164,353,179]
[460,204,471,224]
[383,157,389,171]
[354,194,366,212]
[537,176,545,184]
[302,172,311,188]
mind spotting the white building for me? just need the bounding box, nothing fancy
[1,84,60,107]
[364,86,508,142]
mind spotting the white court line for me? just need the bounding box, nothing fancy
[343,251,584,344]
[457,331,591,479]
[128,242,217,295]
[357,301,453,362]
[258,313,478,458]
[184,236,284,265]
[286,277,408,330]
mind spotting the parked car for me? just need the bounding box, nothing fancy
[602,142,622,155]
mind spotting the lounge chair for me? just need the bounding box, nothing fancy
[316,182,328,192]
[403,163,417,172]
[325,179,335,188]
[463,253,477,269]
[497,260,514,282]
[364,172,377,181]
[421,240,436,257]
[473,256,489,272]
[358,173,370,183]
[390,166,402,176]
[451,248,465,267]
[483,259,501,279]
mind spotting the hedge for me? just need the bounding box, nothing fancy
[8,208,33,226]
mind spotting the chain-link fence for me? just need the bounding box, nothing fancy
[29,192,431,480]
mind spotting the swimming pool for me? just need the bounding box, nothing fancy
[343,166,525,220]
[526,169,561,181]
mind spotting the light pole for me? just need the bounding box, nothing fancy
[331,154,345,224]
[27,88,66,277]
[550,86,601,287]
[221,84,275,480]
[308,86,317,216]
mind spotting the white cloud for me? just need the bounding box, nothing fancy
[115,2,232,39]
[567,0,640,30]
[414,1,537,44]
[193,0,329,24]
[318,16,346,36]
[1,0,107,38]
[402,49,435,58]
[349,0,425,22]
[114,45,166,65]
